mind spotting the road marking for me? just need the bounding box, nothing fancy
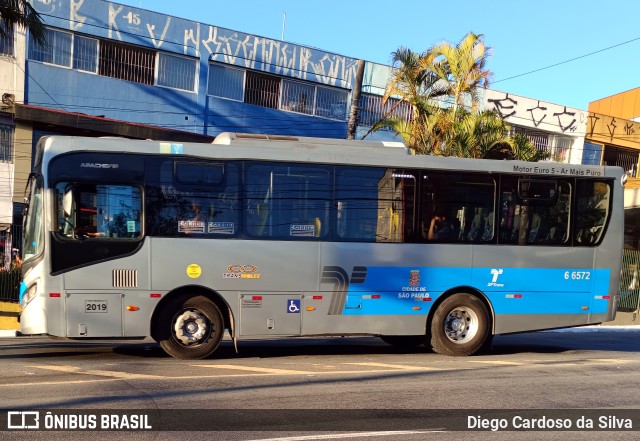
[193,364,312,375]
[0,378,119,387]
[468,360,530,366]
[595,358,633,364]
[28,365,164,379]
[342,362,444,371]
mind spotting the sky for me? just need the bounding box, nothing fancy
[116,0,640,111]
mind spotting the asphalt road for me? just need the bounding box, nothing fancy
[1,329,640,440]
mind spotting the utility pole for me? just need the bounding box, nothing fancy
[281,12,286,41]
[346,59,365,139]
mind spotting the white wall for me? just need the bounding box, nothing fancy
[0,162,14,228]
[0,27,26,103]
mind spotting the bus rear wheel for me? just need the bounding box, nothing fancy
[430,293,491,356]
[155,294,224,359]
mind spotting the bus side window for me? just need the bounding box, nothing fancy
[422,172,495,243]
[55,183,75,238]
[499,178,571,246]
[575,180,610,245]
[245,163,331,240]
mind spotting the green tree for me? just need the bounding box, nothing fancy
[372,33,493,156]
[444,110,511,159]
[0,0,46,45]
[365,48,435,152]
[507,132,551,162]
[425,32,491,119]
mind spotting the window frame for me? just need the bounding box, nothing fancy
[156,51,198,93]
[207,62,246,102]
[28,27,73,68]
[244,162,332,241]
[0,19,14,57]
[72,34,99,73]
[281,79,316,116]
[315,85,349,121]
[53,182,144,241]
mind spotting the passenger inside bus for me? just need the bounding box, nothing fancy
[426,210,455,241]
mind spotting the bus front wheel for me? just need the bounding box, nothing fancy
[430,293,491,356]
[155,294,224,359]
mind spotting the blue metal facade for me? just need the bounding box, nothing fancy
[27,0,359,138]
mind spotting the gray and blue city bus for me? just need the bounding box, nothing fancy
[19,133,624,359]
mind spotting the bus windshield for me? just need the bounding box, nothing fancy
[22,175,44,261]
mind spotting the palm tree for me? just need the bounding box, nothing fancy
[508,132,551,162]
[444,110,511,159]
[370,34,493,155]
[0,0,46,45]
[424,32,491,119]
[363,48,433,151]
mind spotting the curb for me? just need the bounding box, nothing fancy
[0,330,17,337]
[545,325,640,333]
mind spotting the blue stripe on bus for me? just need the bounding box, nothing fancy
[341,267,611,316]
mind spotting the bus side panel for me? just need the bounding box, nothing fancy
[65,291,123,337]
[60,240,152,337]
[149,238,321,337]
[305,242,473,336]
[594,180,624,323]
[474,245,601,334]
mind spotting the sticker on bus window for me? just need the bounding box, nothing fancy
[179,220,206,234]
[290,224,315,237]
[159,142,184,154]
[209,222,235,234]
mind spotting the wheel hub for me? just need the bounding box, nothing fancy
[444,307,479,344]
[174,310,209,345]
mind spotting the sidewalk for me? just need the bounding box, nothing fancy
[0,301,20,337]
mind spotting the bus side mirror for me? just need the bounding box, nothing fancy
[62,186,74,217]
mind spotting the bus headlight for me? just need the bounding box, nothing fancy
[21,283,38,306]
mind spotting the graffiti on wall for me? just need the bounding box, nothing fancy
[484,91,586,136]
[35,0,357,88]
[587,112,640,149]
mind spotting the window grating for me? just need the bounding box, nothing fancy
[281,80,315,115]
[0,20,14,56]
[73,35,98,72]
[245,71,280,109]
[99,40,155,85]
[0,124,14,163]
[552,136,573,162]
[602,145,639,176]
[512,127,550,154]
[359,93,413,128]
[316,86,348,120]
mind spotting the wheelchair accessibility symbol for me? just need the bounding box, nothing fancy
[287,299,301,313]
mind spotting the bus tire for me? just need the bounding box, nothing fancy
[430,293,491,356]
[155,294,224,359]
[380,335,426,348]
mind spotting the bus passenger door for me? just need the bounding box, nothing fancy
[65,291,123,337]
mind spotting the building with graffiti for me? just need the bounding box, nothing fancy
[0,0,638,269]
